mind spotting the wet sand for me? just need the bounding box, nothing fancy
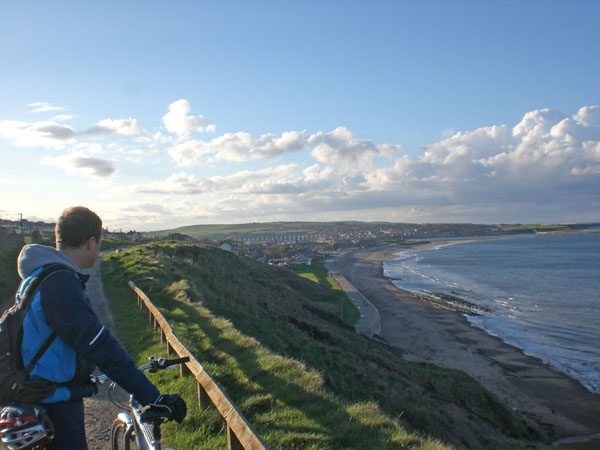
[335,243,600,447]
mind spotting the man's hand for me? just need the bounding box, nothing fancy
[149,394,187,423]
[69,381,98,400]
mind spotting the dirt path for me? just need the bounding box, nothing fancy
[82,256,123,449]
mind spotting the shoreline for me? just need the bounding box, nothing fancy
[335,242,600,446]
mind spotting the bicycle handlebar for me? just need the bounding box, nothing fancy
[91,356,190,383]
[156,356,190,369]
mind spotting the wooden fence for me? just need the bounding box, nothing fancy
[128,281,269,450]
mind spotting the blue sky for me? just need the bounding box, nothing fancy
[1,1,599,230]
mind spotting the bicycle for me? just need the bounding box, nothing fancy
[91,356,190,450]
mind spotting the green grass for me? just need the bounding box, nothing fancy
[101,241,545,450]
[153,221,368,240]
[377,240,422,246]
[0,246,23,311]
[499,224,568,232]
[100,237,128,251]
[289,261,359,326]
[153,222,319,239]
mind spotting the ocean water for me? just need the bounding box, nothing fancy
[383,232,600,394]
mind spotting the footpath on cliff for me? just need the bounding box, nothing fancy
[81,255,124,450]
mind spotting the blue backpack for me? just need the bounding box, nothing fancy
[0,264,71,405]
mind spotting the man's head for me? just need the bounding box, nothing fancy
[55,207,102,269]
[55,207,102,249]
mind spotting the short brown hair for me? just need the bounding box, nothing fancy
[55,207,102,249]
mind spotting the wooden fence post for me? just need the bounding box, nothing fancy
[197,383,209,410]
[129,281,269,450]
[180,362,191,378]
[227,423,244,450]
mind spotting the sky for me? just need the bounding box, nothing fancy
[1,1,599,231]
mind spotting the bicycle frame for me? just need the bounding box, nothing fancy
[113,394,173,450]
[95,356,188,450]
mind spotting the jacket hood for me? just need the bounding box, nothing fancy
[18,244,80,279]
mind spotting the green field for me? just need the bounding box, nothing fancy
[152,222,329,239]
[377,239,423,246]
[289,260,359,326]
[499,224,568,232]
[100,241,544,449]
[149,220,380,240]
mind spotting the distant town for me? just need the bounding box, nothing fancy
[2,217,598,267]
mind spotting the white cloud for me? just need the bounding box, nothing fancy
[133,164,301,195]
[167,141,210,166]
[162,99,214,137]
[363,107,600,209]
[126,105,600,225]
[134,136,153,143]
[441,128,455,138]
[74,142,104,154]
[0,120,76,147]
[167,127,397,167]
[168,130,306,165]
[42,152,117,178]
[51,114,75,122]
[27,102,64,113]
[86,118,140,136]
[309,126,402,169]
[512,108,567,138]
[0,115,140,148]
[133,203,171,214]
[3,101,599,227]
[574,105,600,128]
[212,130,306,162]
[151,131,175,144]
[133,172,205,194]
[120,148,164,156]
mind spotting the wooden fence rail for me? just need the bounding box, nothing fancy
[128,281,269,450]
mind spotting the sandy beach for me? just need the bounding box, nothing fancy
[335,242,600,448]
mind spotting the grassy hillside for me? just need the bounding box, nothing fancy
[0,246,22,312]
[152,221,366,240]
[101,241,545,449]
[289,260,360,326]
[499,224,568,232]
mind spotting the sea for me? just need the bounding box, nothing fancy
[382,232,600,394]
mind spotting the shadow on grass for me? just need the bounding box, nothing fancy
[155,295,408,450]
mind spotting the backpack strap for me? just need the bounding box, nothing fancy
[18,263,74,373]
[18,264,72,311]
[24,332,57,374]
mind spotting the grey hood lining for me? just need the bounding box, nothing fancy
[17,244,80,279]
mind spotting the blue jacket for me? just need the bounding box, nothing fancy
[17,244,160,405]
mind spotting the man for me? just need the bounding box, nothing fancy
[17,206,186,449]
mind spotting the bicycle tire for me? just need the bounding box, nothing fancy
[111,419,126,450]
[111,419,139,450]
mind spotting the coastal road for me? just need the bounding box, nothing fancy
[325,256,381,336]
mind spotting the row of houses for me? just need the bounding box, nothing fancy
[0,220,55,236]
